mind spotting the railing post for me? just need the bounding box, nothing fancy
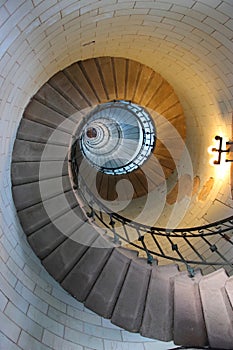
[187,265,195,278]
[109,214,121,245]
[86,200,95,219]
[138,234,153,265]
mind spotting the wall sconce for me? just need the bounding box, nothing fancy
[209,136,233,165]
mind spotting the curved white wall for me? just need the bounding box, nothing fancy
[0,1,233,349]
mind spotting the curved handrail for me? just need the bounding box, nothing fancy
[70,141,233,276]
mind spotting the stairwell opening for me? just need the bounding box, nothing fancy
[75,100,156,175]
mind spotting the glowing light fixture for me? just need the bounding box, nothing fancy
[209,136,233,165]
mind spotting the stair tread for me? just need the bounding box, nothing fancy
[142,72,163,108]
[11,161,68,185]
[199,269,233,349]
[134,65,153,104]
[81,58,107,102]
[17,118,70,145]
[36,83,78,116]
[65,63,98,105]
[24,99,74,133]
[96,57,116,101]
[62,235,113,301]
[12,139,68,162]
[111,260,151,332]
[49,71,89,110]
[173,270,208,347]
[85,248,131,318]
[113,57,127,100]
[13,176,71,211]
[140,264,179,341]
[17,190,77,235]
[28,206,86,259]
[42,222,100,282]
[225,275,233,308]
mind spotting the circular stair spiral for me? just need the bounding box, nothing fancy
[11,57,233,349]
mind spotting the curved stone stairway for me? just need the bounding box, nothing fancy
[14,57,185,202]
[11,57,233,349]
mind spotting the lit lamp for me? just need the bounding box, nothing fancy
[208,136,233,165]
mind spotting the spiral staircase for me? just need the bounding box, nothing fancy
[11,57,233,349]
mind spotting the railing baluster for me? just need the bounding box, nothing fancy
[183,234,205,263]
[136,229,153,265]
[200,233,233,268]
[151,232,165,256]
[166,234,195,277]
[109,214,121,245]
[70,138,233,273]
[122,222,130,242]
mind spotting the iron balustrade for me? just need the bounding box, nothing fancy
[70,138,233,278]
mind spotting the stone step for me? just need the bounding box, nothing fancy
[113,58,127,100]
[42,222,99,282]
[28,205,86,259]
[96,57,116,101]
[117,247,138,260]
[61,235,113,301]
[199,269,233,349]
[111,260,151,332]
[140,69,162,108]
[17,190,77,235]
[12,176,71,211]
[11,161,68,185]
[225,275,233,308]
[140,264,179,341]
[49,71,89,110]
[173,270,208,347]
[149,80,173,110]
[154,149,175,172]
[36,82,78,116]
[24,99,74,133]
[64,63,99,106]
[141,158,165,185]
[134,64,154,104]
[84,248,131,318]
[12,139,45,162]
[17,118,71,145]
[154,92,179,115]
[81,58,108,103]
[12,139,68,162]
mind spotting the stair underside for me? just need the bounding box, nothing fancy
[11,57,233,348]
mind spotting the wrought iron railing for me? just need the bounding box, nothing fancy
[70,144,233,277]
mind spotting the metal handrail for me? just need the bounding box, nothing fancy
[70,142,233,276]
